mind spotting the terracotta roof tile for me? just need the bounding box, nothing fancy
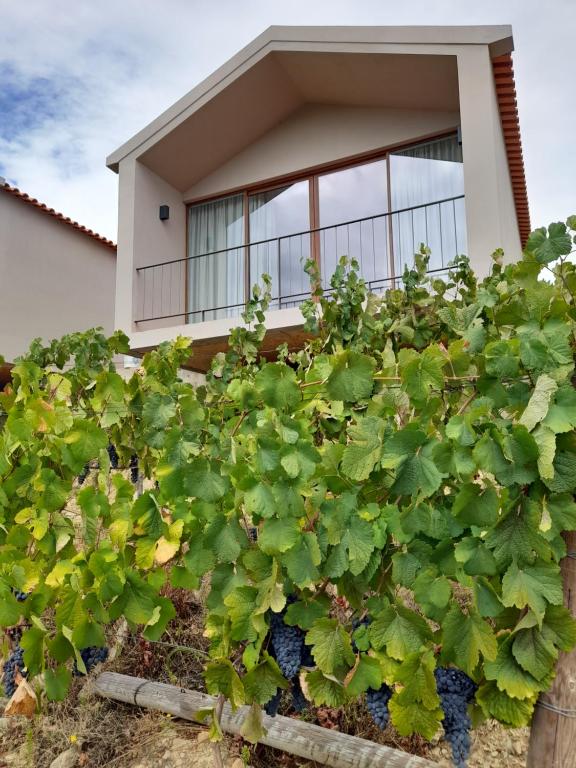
[0,182,116,250]
[492,53,531,248]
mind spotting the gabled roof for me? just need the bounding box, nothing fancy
[1,181,116,250]
[106,24,530,245]
[107,25,514,172]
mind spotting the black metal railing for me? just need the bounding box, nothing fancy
[135,195,466,325]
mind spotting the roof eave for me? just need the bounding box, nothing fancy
[106,24,514,171]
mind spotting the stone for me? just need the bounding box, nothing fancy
[49,748,79,768]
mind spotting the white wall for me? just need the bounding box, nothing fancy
[0,191,116,363]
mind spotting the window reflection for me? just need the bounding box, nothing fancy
[318,159,389,290]
[249,182,310,309]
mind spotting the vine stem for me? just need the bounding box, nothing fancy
[211,694,226,768]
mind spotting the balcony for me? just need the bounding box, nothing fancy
[135,194,466,329]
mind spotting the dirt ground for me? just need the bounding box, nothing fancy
[0,591,531,768]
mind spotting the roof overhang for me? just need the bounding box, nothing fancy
[106,25,529,245]
[106,25,514,176]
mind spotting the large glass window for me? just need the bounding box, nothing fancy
[249,182,310,309]
[318,159,389,289]
[187,194,244,322]
[389,135,466,273]
[184,133,466,324]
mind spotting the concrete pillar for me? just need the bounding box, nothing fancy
[114,158,137,334]
[457,47,521,275]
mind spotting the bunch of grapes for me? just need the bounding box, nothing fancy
[73,646,109,677]
[248,527,258,543]
[130,455,139,484]
[366,683,393,729]
[264,688,282,717]
[291,677,308,713]
[107,443,119,469]
[2,645,26,697]
[434,667,477,768]
[269,610,304,680]
[77,463,90,485]
[12,589,28,602]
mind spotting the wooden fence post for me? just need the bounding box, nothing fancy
[527,531,576,767]
[94,671,437,768]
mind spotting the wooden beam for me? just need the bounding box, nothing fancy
[94,672,437,768]
[527,531,576,767]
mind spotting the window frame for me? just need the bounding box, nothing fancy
[184,128,460,312]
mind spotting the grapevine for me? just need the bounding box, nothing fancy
[0,218,576,764]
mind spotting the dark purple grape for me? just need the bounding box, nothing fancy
[291,677,308,712]
[73,646,109,676]
[107,443,119,469]
[130,455,139,484]
[77,463,90,485]
[264,688,282,717]
[269,610,304,679]
[366,684,392,729]
[434,668,477,768]
[2,645,27,697]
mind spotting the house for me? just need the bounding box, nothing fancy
[107,25,529,372]
[0,180,118,383]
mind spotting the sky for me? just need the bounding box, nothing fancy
[0,0,573,242]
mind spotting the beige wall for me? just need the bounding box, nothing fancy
[0,191,116,362]
[184,104,460,200]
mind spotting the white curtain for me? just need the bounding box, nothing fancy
[187,194,244,322]
[389,134,466,273]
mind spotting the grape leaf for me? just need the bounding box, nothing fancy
[484,637,543,699]
[243,654,288,704]
[205,659,245,710]
[501,561,563,622]
[441,605,497,674]
[305,618,355,677]
[344,654,382,696]
[369,604,432,660]
[255,363,301,410]
[305,669,348,707]
[341,416,384,481]
[519,374,557,431]
[476,681,535,726]
[326,351,375,402]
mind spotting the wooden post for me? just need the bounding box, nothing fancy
[94,671,436,768]
[527,531,576,767]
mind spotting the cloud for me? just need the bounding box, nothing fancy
[0,0,573,241]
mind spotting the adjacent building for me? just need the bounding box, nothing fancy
[0,180,117,383]
[107,25,530,371]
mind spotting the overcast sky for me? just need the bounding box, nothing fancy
[0,0,573,241]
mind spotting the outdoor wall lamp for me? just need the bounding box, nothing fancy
[159,205,170,221]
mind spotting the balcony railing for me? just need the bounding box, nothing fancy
[135,195,466,326]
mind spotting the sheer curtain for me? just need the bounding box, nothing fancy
[389,134,466,273]
[187,194,244,322]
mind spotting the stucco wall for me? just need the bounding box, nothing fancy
[0,191,116,362]
[184,104,460,200]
